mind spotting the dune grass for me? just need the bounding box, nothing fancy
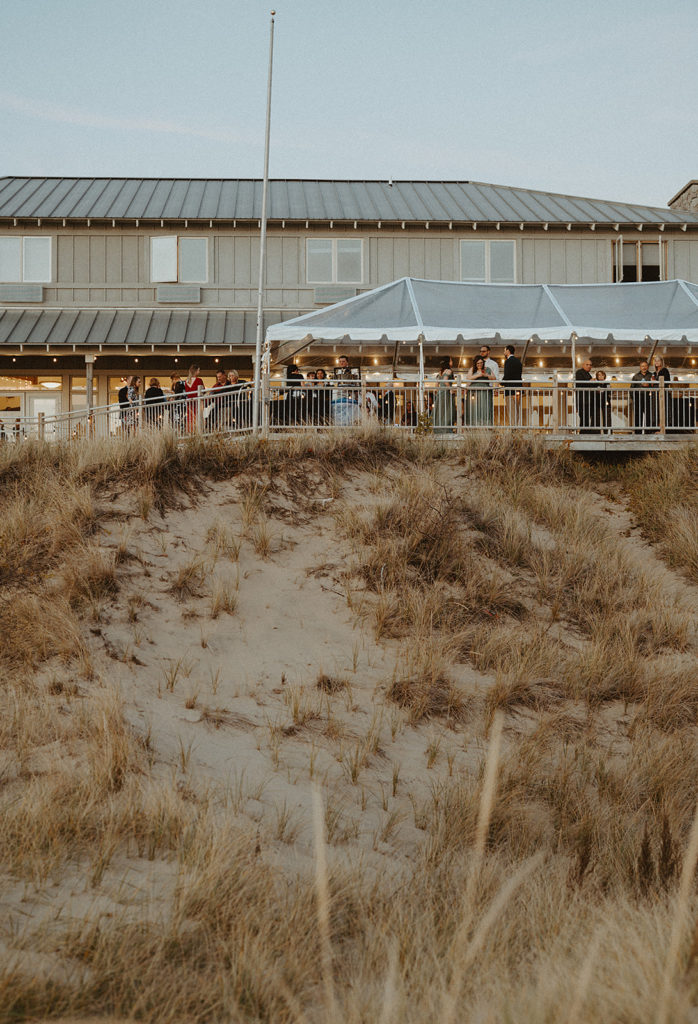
[2,429,698,1022]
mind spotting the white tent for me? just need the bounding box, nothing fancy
[266,278,698,365]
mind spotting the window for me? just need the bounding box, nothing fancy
[612,239,663,282]
[0,237,51,282]
[306,239,363,284]
[150,236,208,283]
[460,240,515,283]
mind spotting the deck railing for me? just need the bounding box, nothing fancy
[2,379,697,444]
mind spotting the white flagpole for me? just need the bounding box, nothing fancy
[253,10,276,434]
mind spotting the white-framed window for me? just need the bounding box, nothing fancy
[0,236,52,282]
[306,238,363,284]
[150,236,208,283]
[460,239,516,283]
[612,239,664,282]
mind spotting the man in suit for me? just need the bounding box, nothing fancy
[502,345,523,425]
[575,359,594,433]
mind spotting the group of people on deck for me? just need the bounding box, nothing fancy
[118,364,249,434]
[575,354,694,434]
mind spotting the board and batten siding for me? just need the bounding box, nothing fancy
[670,239,698,282]
[12,226,698,309]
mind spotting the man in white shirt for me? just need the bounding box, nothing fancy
[479,344,500,381]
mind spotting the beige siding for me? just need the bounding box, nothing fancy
[2,226,694,310]
[671,239,698,281]
[520,235,611,284]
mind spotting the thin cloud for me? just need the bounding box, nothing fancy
[0,92,244,144]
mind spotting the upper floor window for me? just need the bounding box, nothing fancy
[306,239,363,284]
[151,236,208,283]
[460,239,515,283]
[0,236,52,282]
[612,239,663,282]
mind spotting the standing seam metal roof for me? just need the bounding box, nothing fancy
[0,177,696,225]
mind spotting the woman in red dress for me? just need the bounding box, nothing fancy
[184,364,205,432]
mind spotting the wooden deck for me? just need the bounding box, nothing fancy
[542,433,698,453]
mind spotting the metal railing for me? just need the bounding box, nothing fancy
[2,380,697,444]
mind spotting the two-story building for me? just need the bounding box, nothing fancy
[1,175,698,421]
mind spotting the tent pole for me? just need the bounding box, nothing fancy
[647,336,658,365]
[253,10,276,436]
[418,334,425,415]
[391,337,400,377]
[570,332,577,374]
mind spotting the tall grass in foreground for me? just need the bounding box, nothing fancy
[3,431,698,1021]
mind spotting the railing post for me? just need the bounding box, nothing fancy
[551,376,559,434]
[360,378,367,425]
[456,379,463,434]
[38,411,45,442]
[197,385,204,433]
[138,391,144,433]
[659,377,666,434]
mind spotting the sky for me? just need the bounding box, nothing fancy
[1,0,696,208]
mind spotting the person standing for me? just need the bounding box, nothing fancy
[575,359,593,434]
[479,344,500,381]
[433,363,456,434]
[466,356,495,426]
[502,345,523,425]
[169,372,187,433]
[652,356,672,430]
[592,369,611,434]
[209,369,232,431]
[184,364,205,432]
[144,377,165,428]
[631,360,654,434]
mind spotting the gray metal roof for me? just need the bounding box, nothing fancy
[0,177,695,226]
[0,307,299,347]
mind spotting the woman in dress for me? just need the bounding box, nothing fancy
[433,363,456,434]
[592,369,611,433]
[126,375,141,434]
[314,367,329,425]
[169,372,187,433]
[184,364,205,432]
[465,356,494,426]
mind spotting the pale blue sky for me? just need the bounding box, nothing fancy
[1,0,696,207]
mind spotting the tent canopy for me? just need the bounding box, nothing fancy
[266,278,698,362]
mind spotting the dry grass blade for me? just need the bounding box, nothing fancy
[312,785,338,1021]
[441,714,503,1023]
[655,799,698,1024]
